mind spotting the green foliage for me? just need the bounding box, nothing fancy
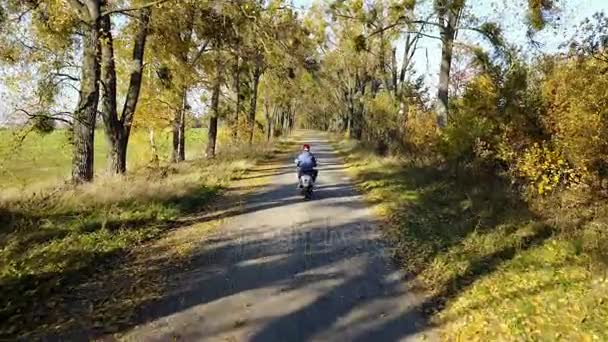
[478,22,505,48]
[439,113,493,163]
[364,91,399,149]
[31,113,56,134]
[439,74,498,163]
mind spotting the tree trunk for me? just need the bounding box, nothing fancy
[267,122,273,141]
[119,7,151,152]
[288,109,294,132]
[391,47,398,96]
[347,86,355,138]
[233,53,241,140]
[108,137,127,173]
[400,34,411,87]
[436,5,461,128]
[264,102,272,141]
[379,26,391,92]
[248,64,262,145]
[172,88,186,162]
[72,2,101,183]
[148,128,159,164]
[206,82,220,159]
[100,7,150,174]
[206,43,222,159]
[99,13,121,173]
[350,74,366,140]
[171,18,194,163]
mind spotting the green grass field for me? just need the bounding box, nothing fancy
[0,128,208,189]
[334,137,608,341]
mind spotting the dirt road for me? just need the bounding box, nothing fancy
[122,132,433,341]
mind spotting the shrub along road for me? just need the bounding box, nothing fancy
[120,131,433,341]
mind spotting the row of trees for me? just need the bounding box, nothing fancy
[297,0,608,196]
[299,0,557,135]
[0,0,574,188]
[0,0,317,183]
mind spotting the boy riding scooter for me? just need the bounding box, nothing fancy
[294,144,318,188]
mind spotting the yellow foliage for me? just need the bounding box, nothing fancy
[403,106,439,157]
[512,142,580,195]
[543,59,608,185]
[461,73,499,117]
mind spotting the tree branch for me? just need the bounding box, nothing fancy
[369,15,442,37]
[51,72,80,81]
[101,0,171,16]
[190,41,210,66]
[11,1,41,23]
[16,108,74,125]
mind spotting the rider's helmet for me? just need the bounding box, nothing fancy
[302,144,310,151]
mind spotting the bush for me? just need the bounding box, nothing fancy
[542,59,608,187]
[364,91,401,154]
[438,74,498,164]
[403,106,440,159]
[511,142,580,195]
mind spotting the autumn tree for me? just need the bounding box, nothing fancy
[99,4,152,174]
[0,0,174,181]
[146,0,211,162]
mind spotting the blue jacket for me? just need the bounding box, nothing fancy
[295,151,317,171]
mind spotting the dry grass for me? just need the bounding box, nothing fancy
[331,134,608,341]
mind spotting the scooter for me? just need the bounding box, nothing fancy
[299,172,314,200]
[295,157,317,200]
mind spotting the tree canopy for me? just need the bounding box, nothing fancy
[0,0,605,187]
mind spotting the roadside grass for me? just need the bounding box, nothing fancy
[333,136,608,341]
[0,138,295,340]
[0,128,208,189]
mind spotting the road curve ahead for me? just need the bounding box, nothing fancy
[122,131,434,342]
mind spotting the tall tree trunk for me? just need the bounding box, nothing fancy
[119,7,150,163]
[391,47,398,96]
[171,18,194,163]
[282,109,289,132]
[99,13,121,173]
[206,82,219,159]
[206,43,222,159]
[248,64,261,145]
[206,111,218,159]
[347,88,355,138]
[350,74,365,140]
[288,105,294,133]
[172,88,186,162]
[435,5,461,128]
[379,25,391,92]
[264,102,272,141]
[72,1,101,183]
[233,53,241,140]
[148,128,159,164]
[399,34,411,88]
[100,7,150,174]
